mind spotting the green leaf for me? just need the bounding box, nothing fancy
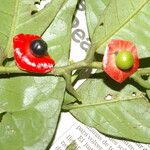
[0,0,66,60]
[0,76,66,150]
[67,78,150,143]
[42,0,78,66]
[0,0,78,149]
[93,0,150,58]
[85,0,110,39]
[0,76,65,112]
[0,109,45,149]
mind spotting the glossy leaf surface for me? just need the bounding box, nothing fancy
[67,78,150,143]
[92,0,150,58]
[85,0,110,39]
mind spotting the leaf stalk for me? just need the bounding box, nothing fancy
[131,72,150,89]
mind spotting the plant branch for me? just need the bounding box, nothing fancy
[0,62,149,91]
[131,72,150,89]
[63,72,82,103]
[0,61,102,75]
[85,45,96,62]
[0,66,24,74]
[136,68,150,76]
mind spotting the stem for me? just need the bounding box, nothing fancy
[85,45,96,62]
[63,72,82,103]
[0,66,24,74]
[55,60,102,72]
[136,68,150,76]
[0,61,102,75]
[0,62,149,91]
[131,72,150,89]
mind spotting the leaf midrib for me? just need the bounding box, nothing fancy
[94,0,149,47]
[5,0,20,57]
[69,96,146,110]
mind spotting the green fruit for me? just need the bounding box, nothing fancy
[115,50,134,70]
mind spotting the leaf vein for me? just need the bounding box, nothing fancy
[5,0,20,56]
[69,97,145,110]
[0,10,13,16]
[94,0,149,48]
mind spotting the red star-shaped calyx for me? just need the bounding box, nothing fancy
[103,39,139,83]
[13,34,55,74]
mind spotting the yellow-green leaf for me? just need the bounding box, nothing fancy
[93,0,150,58]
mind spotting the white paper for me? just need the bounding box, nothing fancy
[51,113,150,150]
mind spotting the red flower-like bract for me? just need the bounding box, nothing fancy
[103,40,139,83]
[13,34,55,74]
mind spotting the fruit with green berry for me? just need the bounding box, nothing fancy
[115,50,134,70]
[103,39,139,83]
